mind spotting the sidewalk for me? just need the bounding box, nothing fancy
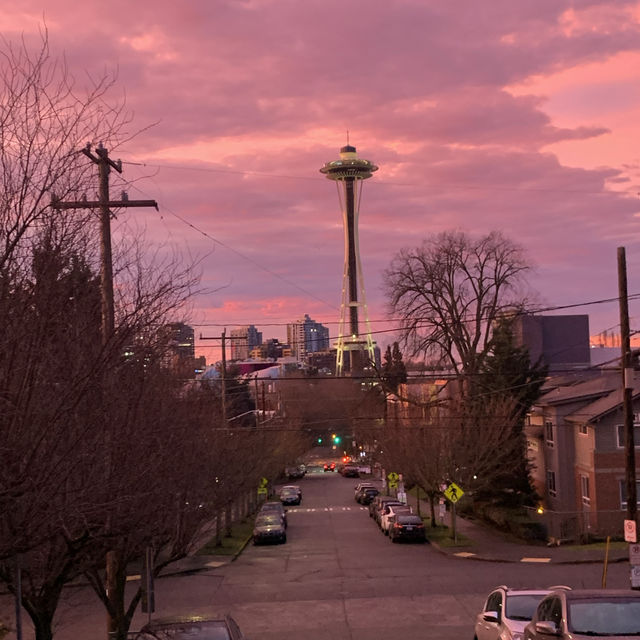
[409,496,628,565]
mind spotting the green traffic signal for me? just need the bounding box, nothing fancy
[333,435,341,444]
[317,437,323,443]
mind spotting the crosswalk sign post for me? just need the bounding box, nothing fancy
[257,477,268,500]
[443,483,465,543]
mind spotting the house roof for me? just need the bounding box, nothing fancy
[565,382,640,424]
[538,371,621,406]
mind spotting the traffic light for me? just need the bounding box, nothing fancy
[317,437,323,444]
[332,434,341,444]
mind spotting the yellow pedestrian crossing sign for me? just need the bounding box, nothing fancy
[387,472,399,489]
[444,482,464,503]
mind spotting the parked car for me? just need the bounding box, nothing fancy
[340,464,360,478]
[374,500,404,527]
[388,514,426,543]
[369,495,400,518]
[475,585,571,640]
[285,465,305,479]
[259,501,287,527]
[356,487,379,505]
[354,482,375,497]
[380,504,412,534]
[524,588,640,639]
[134,614,245,639]
[282,484,302,500]
[279,487,301,506]
[253,513,286,545]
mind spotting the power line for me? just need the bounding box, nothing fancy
[122,160,640,197]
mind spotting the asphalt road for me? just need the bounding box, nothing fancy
[1,470,632,640]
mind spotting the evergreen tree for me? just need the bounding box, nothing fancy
[475,317,548,505]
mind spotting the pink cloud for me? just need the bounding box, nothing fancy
[3,1,640,361]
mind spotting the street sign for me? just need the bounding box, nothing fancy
[631,565,640,589]
[387,472,399,482]
[397,491,407,504]
[625,519,637,543]
[630,543,640,565]
[444,482,464,503]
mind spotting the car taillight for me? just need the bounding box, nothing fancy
[394,522,401,528]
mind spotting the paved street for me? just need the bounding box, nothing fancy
[1,471,632,640]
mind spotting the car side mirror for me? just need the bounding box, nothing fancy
[482,611,499,624]
[534,621,561,636]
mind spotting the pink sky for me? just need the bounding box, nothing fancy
[4,1,640,363]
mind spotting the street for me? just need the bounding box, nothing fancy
[1,471,631,640]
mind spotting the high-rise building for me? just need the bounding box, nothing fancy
[287,314,330,360]
[320,144,377,376]
[165,322,195,359]
[229,325,262,360]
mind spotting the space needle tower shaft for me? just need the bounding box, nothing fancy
[320,144,377,376]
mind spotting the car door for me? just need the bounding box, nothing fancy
[477,591,503,640]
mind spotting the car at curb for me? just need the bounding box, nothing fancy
[475,585,571,640]
[134,613,245,639]
[524,588,640,639]
[388,514,426,543]
[253,513,287,545]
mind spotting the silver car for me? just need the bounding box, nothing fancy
[475,585,570,640]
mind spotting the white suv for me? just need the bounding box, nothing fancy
[475,585,571,640]
[380,504,412,534]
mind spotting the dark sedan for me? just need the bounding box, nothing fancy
[259,501,287,527]
[388,514,426,543]
[253,513,286,545]
[356,487,379,504]
[279,487,301,506]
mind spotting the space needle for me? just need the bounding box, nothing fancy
[320,144,377,376]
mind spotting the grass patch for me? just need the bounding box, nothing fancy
[421,517,472,547]
[196,517,254,556]
[562,539,627,552]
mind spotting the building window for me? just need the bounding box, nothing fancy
[545,420,554,447]
[619,480,640,509]
[578,423,588,435]
[547,470,557,497]
[580,475,590,506]
[616,424,640,448]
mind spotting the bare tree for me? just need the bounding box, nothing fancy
[384,230,532,383]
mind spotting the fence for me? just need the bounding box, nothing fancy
[524,506,625,544]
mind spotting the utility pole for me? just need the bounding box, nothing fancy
[52,143,158,344]
[52,143,157,640]
[200,330,228,425]
[618,248,638,539]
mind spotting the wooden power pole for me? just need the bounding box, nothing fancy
[52,143,158,639]
[618,247,637,530]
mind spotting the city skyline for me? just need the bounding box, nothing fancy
[4,2,640,362]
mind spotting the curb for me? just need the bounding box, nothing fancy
[231,535,254,561]
[428,540,629,565]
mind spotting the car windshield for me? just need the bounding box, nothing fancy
[255,516,281,526]
[261,503,282,511]
[505,594,546,621]
[568,598,640,635]
[140,620,231,639]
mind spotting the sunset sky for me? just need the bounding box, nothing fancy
[4,1,640,363]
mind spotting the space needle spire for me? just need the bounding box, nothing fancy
[320,144,377,376]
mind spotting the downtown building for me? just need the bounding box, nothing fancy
[230,325,262,361]
[287,314,330,361]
